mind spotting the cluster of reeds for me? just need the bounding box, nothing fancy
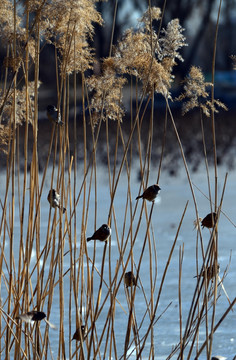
[0,1,235,359]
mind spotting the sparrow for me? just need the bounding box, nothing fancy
[72,325,87,341]
[47,189,66,213]
[201,212,217,229]
[87,224,111,242]
[124,271,139,289]
[136,184,161,202]
[16,311,46,322]
[194,263,220,280]
[47,105,64,126]
[16,311,57,329]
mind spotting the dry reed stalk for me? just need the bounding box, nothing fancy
[135,202,189,360]
[133,89,157,359]
[178,244,184,358]
[85,112,146,354]
[195,296,236,359]
[123,203,154,357]
[208,2,223,358]
[189,176,228,360]
[173,175,228,360]
[0,1,234,359]
[17,6,30,356]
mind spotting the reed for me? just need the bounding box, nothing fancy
[0,1,234,359]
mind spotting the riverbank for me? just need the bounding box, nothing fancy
[0,107,235,176]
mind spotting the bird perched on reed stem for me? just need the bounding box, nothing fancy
[136,184,161,202]
[16,311,57,329]
[87,224,111,242]
[194,263,220,281]
[124,271,139,289]
[201,212,217,229]
[47,105,64,126]
[72,325,87,341]
[47,189,66,213]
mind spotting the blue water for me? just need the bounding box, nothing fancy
[0,163,235,359]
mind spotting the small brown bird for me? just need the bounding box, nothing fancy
[16,311,46,323]
[124,271,139,289]
[194,263,220,280]
[87,224,111,242]
[136,184,161,202]
[72,325,87,341]
[47,105,64,126]
[16,310,57,329]
[47,189,66,213]
[201,212,217,229]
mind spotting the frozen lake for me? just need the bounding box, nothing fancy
[0,162,235,359]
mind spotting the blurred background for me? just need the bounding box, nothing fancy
[0,0,236,173]
[1,1,235,103]
[6,1,234,93]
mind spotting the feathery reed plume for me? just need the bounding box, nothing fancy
[87,58,126,126]
[0,0,24,43]
[0,82,39,126]
[230,55,236,70]
[177,66,227,116]
[114,8,187,96]
[0,124,12,153]
[159,19,187,63]
[0,0,37,71]
[87,7,187,127]
[41,0,103,74]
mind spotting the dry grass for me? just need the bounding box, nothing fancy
[0,1,234,359]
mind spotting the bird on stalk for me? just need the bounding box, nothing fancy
[72,325,87,341]
[87,224,111,242]
[124,271,139,289]
[136,184,161,202]
[194,263,220,281]
[201,212,217,229]
[193,212,218,230]
[47,105,64,126]
[47,189,66,214]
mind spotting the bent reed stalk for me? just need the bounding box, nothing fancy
[0,1,234,359]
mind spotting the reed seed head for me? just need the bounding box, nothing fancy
[87,58,126,126]
[41,0,103,74]
[177,66,227,116]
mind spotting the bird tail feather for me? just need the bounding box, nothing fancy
[44,319,57,330]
